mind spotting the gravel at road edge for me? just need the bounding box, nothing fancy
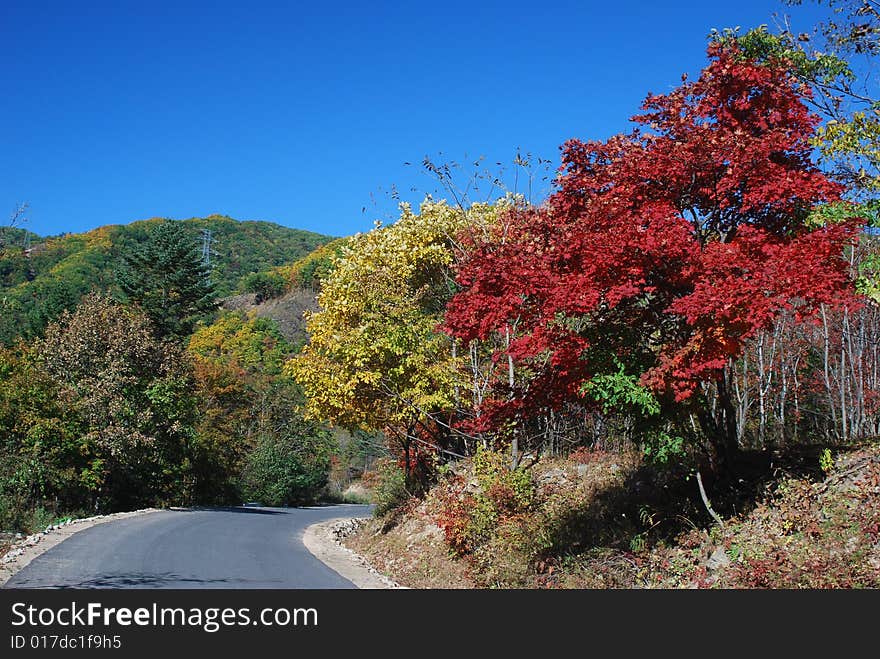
[302,518,404,589]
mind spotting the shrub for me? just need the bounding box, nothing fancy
[371,458,409,516]
[435,483,479,555]
[641,430,687,465]
[473,446,537,512]
[435,447,538,558]
[239,427,334,506]
[819,447,834,474]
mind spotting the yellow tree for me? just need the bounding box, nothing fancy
[286,198,498,481]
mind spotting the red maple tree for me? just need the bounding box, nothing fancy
[444,43,859,466]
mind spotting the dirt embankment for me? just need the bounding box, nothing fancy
[341,444,880,589]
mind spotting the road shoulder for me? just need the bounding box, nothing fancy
[302,518,404,589]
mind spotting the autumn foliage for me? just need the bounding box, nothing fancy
[443,44,860,459]
[287,200,499,481]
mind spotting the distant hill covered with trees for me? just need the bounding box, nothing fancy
[0,214,333,345]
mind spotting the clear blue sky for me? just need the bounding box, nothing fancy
[1,1,827,238]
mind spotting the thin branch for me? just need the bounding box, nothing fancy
[696,470,725,528]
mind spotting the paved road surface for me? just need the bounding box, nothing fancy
[4,504,371,589]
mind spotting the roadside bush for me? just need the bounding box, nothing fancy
[369,458,409,516]
[431,449,657,585]
[239,425,334,506]
[434,484,477,554]
[435,447,538,558]
[0,456,80,533]
[473,447,536,512]
[0,481,31,532]
[470,512,551,587]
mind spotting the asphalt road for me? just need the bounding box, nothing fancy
[4,504,372,589]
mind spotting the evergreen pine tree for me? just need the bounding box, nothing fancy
[116,220,217,339]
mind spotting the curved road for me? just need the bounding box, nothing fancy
[4,504,371,589]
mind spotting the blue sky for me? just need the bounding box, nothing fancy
[1,1,828,238]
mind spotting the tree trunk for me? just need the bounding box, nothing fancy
[402,433,412,487]
[716,371,741,470]
[697,373,741,475]
[506,325,518,470]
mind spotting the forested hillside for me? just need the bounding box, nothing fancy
[0,216,375,535]
[0,215,332,345]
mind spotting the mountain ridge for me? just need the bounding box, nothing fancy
[0,214,335,345]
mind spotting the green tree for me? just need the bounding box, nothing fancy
[38,293,197,510]
[238,403,335,506]
[116,220,217,339]
[187,313,296,502]
[189,312,292,375]
[0,346,86,530]
[242,271,286,303]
